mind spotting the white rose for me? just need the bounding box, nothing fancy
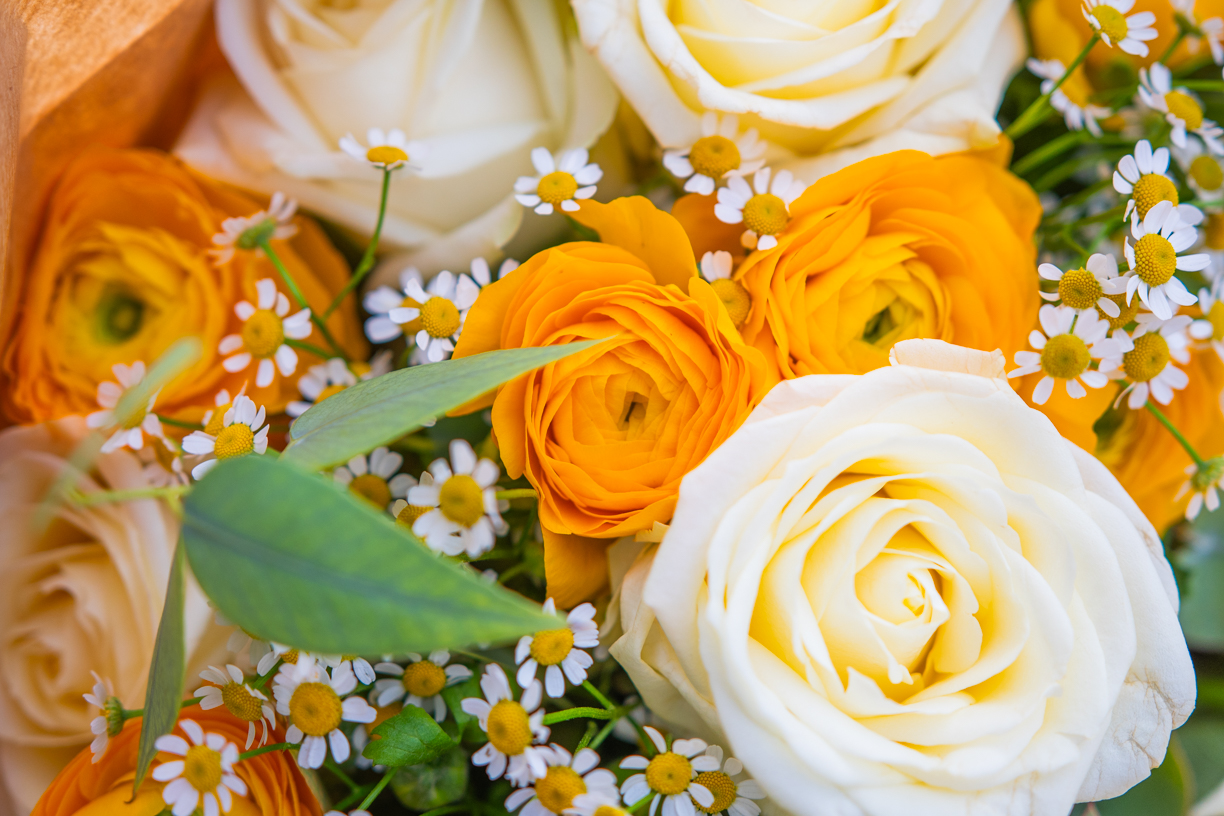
[175,0,618,275]
[0,418,226,811]
[608,340,1195,815]
[572,0,1025,180]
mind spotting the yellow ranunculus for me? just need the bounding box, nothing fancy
[0,147,365,424]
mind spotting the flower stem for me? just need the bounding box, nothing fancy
[1006,33,1101,140]
[238,742,293,761]
[542,706,617,724]
[358,769,395,811]
[588,717,620,751]
[68,485,190,506]
[1158,29,1188,65]
[156,415,204,430]
[583,680,617,711]
[1012,129,1090,176]
[325,757,360,792]
[324,168,393,321]
[286,338,337,360]
[258,239,349,360]
[1146,402,1206,466]
[494,488,538,501]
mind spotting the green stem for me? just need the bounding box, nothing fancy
[588,717,620,751]
[1146,402,1206,466]
[332,784,376,812]
[576,721,598,752]
[238,742,293,761]
[325,168,393,321]
[285,338,337,360]
[542,706,615,724]
[1175,79,1224,93]
[582,680,617,711]
[259,239,348,360]
[357,770,395,811]
[252,660,280,691]
[495,488,538,501]
[325,757,360,792]
[1013,130,1089,176]
[156,415,204,430]
[1006,33,1101,140]
[1158,30,1189,65]
[69,485,190,506]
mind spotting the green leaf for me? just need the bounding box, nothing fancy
[389,746,469,810]
[363,706,456,768]
[132,541,187,796]
[181,455,558,654]
[283,342,602,471]
[440,676,482,742]
[1179,506,1224,649]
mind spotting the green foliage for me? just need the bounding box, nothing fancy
[363,706,455,768]
[389,746,469,811]
[132,542,186,795]
[1177,507,1224,649]
[181,455,558,655]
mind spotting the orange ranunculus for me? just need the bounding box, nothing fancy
[1022,348,1224,532]
[734,150,1040,383]
[1,147,366,425]
[32,707,321,816]
[453,197,770,605]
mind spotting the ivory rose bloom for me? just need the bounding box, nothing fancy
[0,148,365,424]
[31,708,321,816]
[735,150,1040,382]
[453,197,769,606]
[176,0,618,275]
[0,418,228,811]
[609,340,1195,815]
[572,0,1025,180]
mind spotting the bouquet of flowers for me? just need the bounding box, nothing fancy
[7,0,1224,814]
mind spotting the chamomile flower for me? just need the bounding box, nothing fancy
[257,641,306,677]
[714,167,805,251]
[333,447,415,512]
[288,358,354,418]
[662,114,766,196]
[373,651,473,722]
[138,441,189,487]
[210,192,297,265]
[1100,314,1194,407]
[1081,0,1157,55]
[700,251,751,328]
[409,439,508,558]
[403,269,486,363]
[83,672,122,763]
[516,599,598,698]
[86,362,166,453]
[1172,0,1224,63]
[1139,63,1224,153]
[391,471,433,526]
[195,665,276,750]
[273,657,376,770]
[1027,58,1111,136]
[340,128,428,171]
[201,387,242,437]
[1038,254,1125,316]
[182,395,269,479]
[219,279,312,387]
[570,791,628,816]
[515,148,602,215]
[152,719,247,816]
[1113,140,1196,221]
[505,745,619,816]
[364,267,427,343]
[1191,277,1224,360]
[460,663,552,786]
[1123,199,1207,319]
[620,727,719,816]
[688,746,766,816]
[1008,305,1115,404]
[1178,456,1224,519]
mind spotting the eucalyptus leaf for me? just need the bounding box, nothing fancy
[363,706,455,768]
[390,746,469,810]
[132,541,187,795]
[181,455,558,654]
[283,341,602,471]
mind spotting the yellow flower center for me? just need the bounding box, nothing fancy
[241,309,284,359]
[288,681,343,737]
[688,135,741,179]
[214,424,255,459]
[204,403,232,437]
[183,744,223,793]
[221,682,265,722]
[1133,233,1177,286]
[1131,174,1178,218]
[742,193,788,237]
[710,279,751,327]
[1123,332,1171,381]
[397,503,432,528]
[349,473,392,509]
[1208,301,1224,341]
[367,145,408,166]
[281,649,299,665]
[1206,213,1224,250]
[1092,5,1129,42]
[315,383,348,403]
[486,699,533,756]
[1165,91,1204,130]
[438,474,485,527]
[1040,333,1091,380]
[593,808,627,816]
[402,661,447,698]
[1191,156,1224,191]
[529,628,574,666]
[693,771,738,814]
[534,765,587,813]
[420,297,461,339]
[646,752,693,796]
[1057,267,1103,310]
[538,171,579,206]
[1097,292,1141,329]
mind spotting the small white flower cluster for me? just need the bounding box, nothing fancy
[271,654,377,769]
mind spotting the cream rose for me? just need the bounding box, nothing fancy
[573,0,1025,180]
[175,0,619,275]
[608,340,1195,815]
[0,418,226,812]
